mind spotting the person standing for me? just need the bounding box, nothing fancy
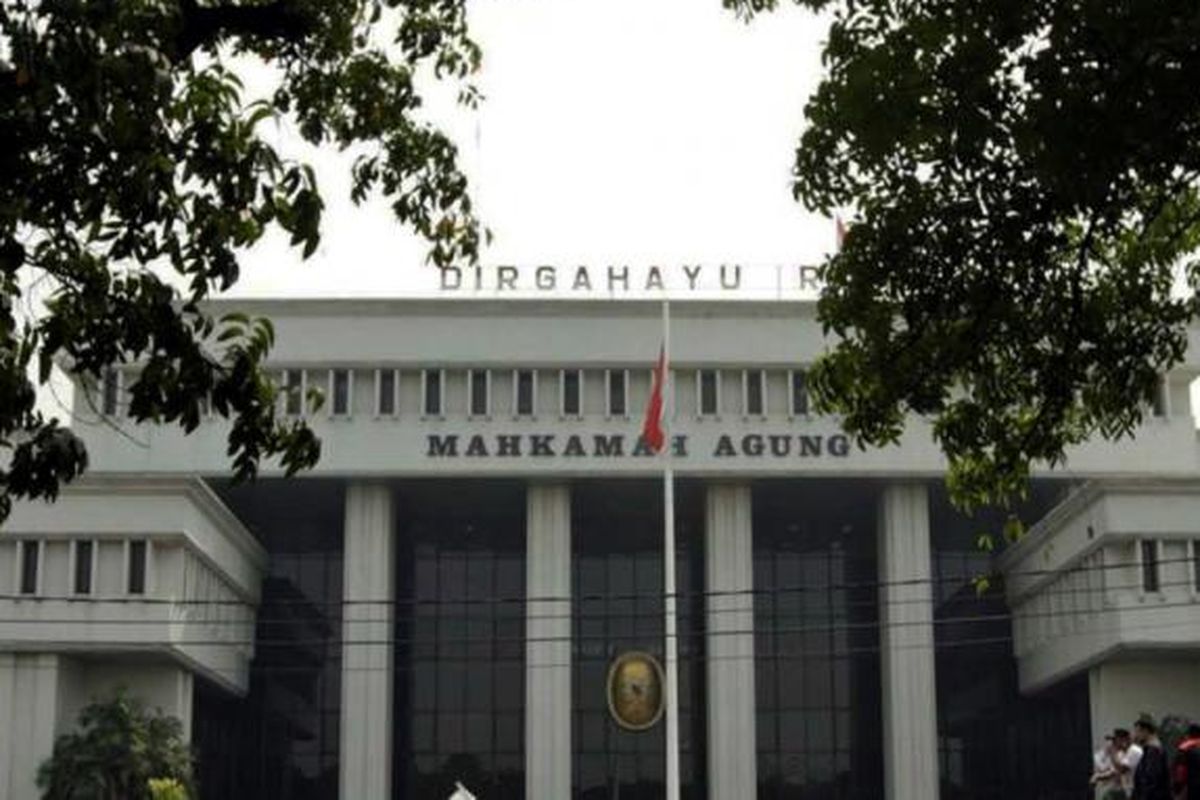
[1108,728,1146,800]
[1132,718,1171,800]
[1173,723,1200,800]
[1093,733,1123,800]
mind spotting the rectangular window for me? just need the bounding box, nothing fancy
[423,369,443,417]
[128,539,148,595]
[283,369,304,416]
[698,369,720,416]
[1193,541,1200,593]
[376,369,397,416]
[330,369,352,417]
[1141,539,1160,593]
[744,369,766,416]
[515,369,535,416]
[102,369,120,416]
[606,369,627,417]
[1151,377,1168,418]
[790,369,810,416]
[469,369,490,417]
[74,540,94,595]
[19,540,39,595]
[561,369,582,417]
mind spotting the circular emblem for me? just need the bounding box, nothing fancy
[606,651,665,731]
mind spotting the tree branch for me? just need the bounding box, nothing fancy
[175,0,318,61]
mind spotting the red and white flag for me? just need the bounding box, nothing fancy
[641,345,667,454]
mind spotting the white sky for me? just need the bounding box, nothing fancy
[230,0,833,297]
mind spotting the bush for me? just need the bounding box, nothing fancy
[37,692,194,800]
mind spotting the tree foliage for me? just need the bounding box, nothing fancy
[0,0,481,518]
[37,693,194,800]
[736,0,1200,508]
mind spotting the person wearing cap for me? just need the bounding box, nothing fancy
[1173,723,1200,800]
[1131,717,1171,800]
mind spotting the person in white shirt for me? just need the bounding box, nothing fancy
[1115,727,1145,799]
[1092,735,1121,799]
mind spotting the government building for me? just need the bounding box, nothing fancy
[3,297,1200,800]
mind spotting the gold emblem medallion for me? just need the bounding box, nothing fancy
[606,651,665,731]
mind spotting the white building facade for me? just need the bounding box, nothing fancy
[2,297,1200,800]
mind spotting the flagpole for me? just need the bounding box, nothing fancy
[662,298,680,800]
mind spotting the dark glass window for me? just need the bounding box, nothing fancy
[698,370,719,415]
[19,540,39,595]
[745,370,765,416]
[331,369,351,416]
[562,370,582,416]
[198,479,346,800]
[754,481,883,800]
[572,481,706,800]
[102,369,120,415]
[791,370,809,416]
[378,369,397,415]
[470,370,490,416]
[128,539,147,595]
[1194,543,1200,593]
[1151,378,1168,417]
[1141,539,1160,592]
[931,481,1091,799]
[394,482,527,800]
[515,370,535,416]
[607,370,626,417]
[74,540,93,595]
[283,370,304,416]
[424,370,443,416]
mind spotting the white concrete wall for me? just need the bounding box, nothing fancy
[69,299,1200,480]
[0,654,192,800]
[1089,658,1200,743]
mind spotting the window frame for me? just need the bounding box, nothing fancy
[281,368,306,418]
[1138,537,1161,595]
[605,369,629,418]
[789,368,810,417]
[743,368,767,418]
[1150,375,1170,418]
[696,369,721,418]
[513,368,537,418]
[125,538,151,597]
[560,369,583,418]
[1191,539,1200,596]
[421,368,445,418]
[70,538,98,597]
[375,368,399,418]
[16,539,42,596]
[101,368,122,417]
[468,369,492,419]
[328,368,354,419]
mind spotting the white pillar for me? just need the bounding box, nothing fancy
[0,653,63,800]
[705,483,757,800]
[525,483,572,800]
[340,483,395,800]
[878,483,940,800]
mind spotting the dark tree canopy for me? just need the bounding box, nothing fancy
[38,692,194,800]
[0,0,481,518]
[737,0,1200,510]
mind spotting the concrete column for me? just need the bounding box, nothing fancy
[878,484,940,800]
[340,483,395,800]
[525,483,572,800]
[0,653,63,800]
[705,483,757,800]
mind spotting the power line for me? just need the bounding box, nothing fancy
[1,552,1194,609]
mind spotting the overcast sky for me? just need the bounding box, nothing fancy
[230,0,832,298]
